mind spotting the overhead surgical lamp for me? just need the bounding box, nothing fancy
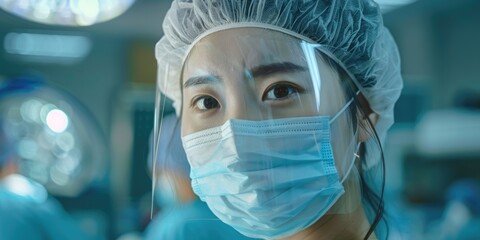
[0,0,135,26]
[0,76,108,197]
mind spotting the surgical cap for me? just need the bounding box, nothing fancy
[155,0,403,167]
[149,113,190,176]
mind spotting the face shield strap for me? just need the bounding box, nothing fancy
[329,90,360,124]
[329,89,361,185]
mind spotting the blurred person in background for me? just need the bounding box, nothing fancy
[0,78,94,240]
[144,113,255,240]
[434,179,480,240]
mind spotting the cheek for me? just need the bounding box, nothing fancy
[180,106,196,136]
[330,115,356,175]
[180,98,192,136]
[180,119,188,137]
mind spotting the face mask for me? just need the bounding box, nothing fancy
[154,176,178,208]
[183,100,358,239]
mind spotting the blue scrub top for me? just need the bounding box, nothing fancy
[144,199,256,240]
[0,175,93,240]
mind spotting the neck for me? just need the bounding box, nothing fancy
[281,170,377,240]
[282,206,375,240]
[167,171,197,203]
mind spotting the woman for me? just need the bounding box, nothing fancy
[153,0,402,239]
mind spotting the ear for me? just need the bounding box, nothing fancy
[356,93,379,143]
[358,112,379,143]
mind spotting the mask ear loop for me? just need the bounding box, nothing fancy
[329,91,361,125]
[340,142,361,184]
[333,91,361,184]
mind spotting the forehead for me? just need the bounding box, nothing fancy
[184,28,307,76]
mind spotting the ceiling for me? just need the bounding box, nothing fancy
[0,0,478,40]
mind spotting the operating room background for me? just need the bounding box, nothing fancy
[0,0,479,239]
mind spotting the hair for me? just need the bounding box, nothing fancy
[324,54,388,240]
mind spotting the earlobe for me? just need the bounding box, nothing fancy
[358,112,379,142]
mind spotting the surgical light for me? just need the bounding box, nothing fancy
[46,109,69,133]
[0,78,108,197]
[0,0,135,26]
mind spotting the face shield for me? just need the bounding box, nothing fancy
[154,27,364,239]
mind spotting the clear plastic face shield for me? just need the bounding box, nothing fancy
[154,28,364,239]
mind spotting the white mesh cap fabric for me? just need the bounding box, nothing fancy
[155,0,403,168]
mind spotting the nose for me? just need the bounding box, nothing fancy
[224,82,264,121]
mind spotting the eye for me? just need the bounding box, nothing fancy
[263,83,302,101]
[192,96,220,111]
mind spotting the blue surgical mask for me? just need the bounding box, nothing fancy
[183,100,358,239]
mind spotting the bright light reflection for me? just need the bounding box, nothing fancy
[2,174,48,202]
[78,0,100,19]
[40,104,57,124]
[46,109,69,133]
[0,0,135,26]
[33,2,51,20]
[17,0,29,10]
[4,32,91,59]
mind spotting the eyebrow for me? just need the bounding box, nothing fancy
[250,62,307,78]
[183,75,222,88]
[183,62,306,88]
